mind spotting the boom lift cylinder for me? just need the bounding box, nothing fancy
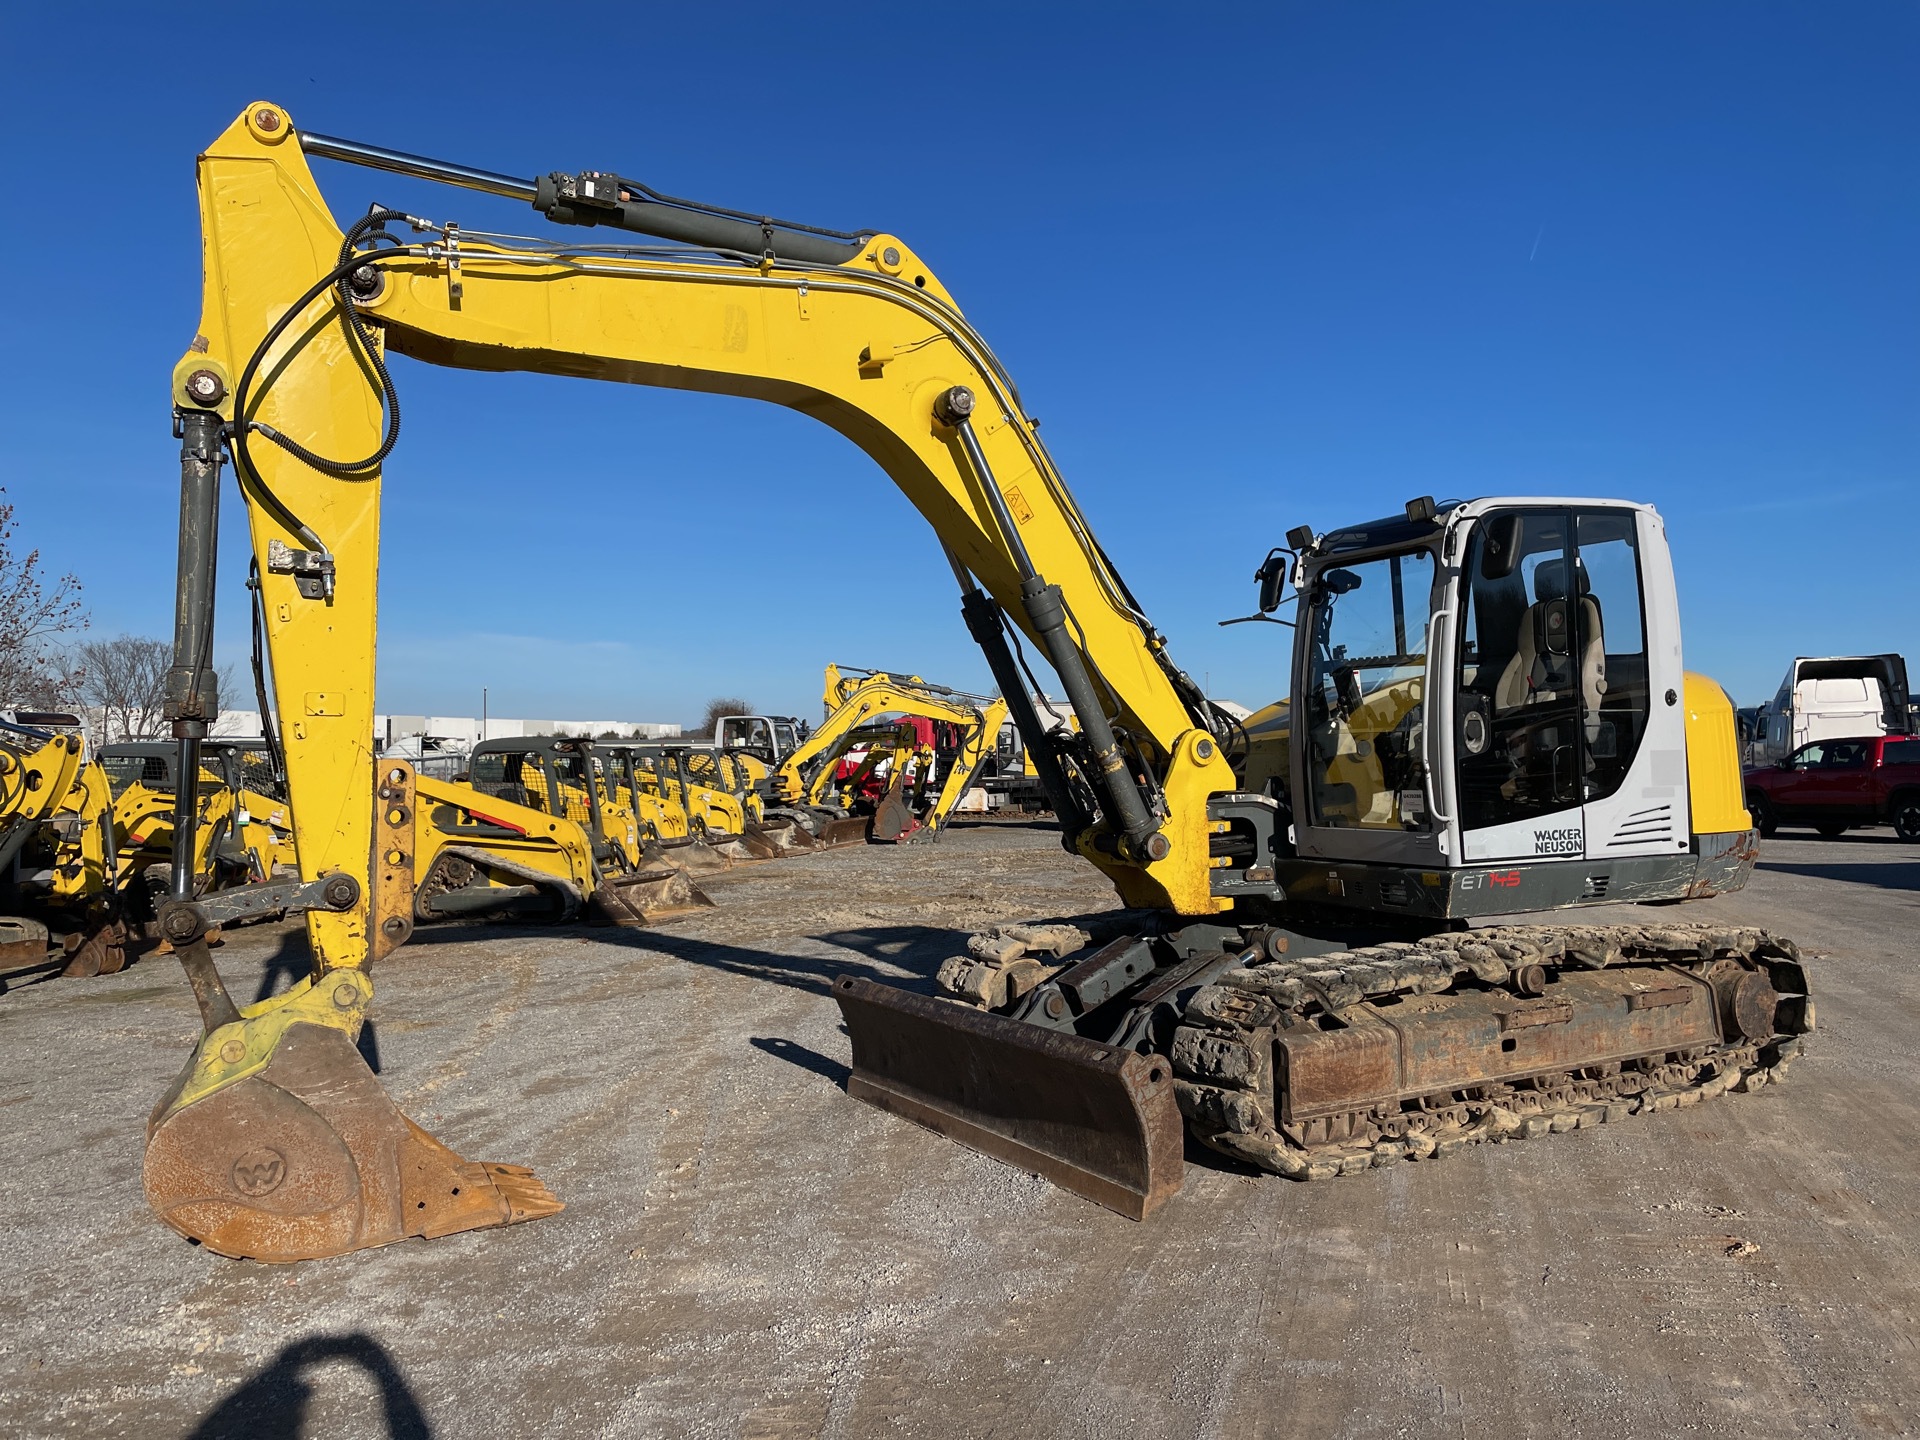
[939,387,1163,863]
[166,409,224,899]
[957,587,1091,838]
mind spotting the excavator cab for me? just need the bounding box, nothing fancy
[1284,498,1711,888]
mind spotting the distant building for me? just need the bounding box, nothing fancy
[69,708,682,749]
[376,715,682,747]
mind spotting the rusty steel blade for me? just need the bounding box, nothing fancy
[586,867,716,927]
[832,975,1185,1220]
[144,1022,561,1262]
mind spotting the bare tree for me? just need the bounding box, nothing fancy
[0,489,86,708]
[74,635,171,744]
[699,697,752,736]
[72,635,245,746]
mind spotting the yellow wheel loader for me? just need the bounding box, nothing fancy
[139,103,1807,1259]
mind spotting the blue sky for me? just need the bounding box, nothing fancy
[3,4,1913,724]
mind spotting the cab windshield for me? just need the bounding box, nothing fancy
[1303,548,1434,830]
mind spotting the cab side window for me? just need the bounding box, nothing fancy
[1573,510,1651,803]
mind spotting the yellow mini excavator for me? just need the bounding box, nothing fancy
[142,103,1808,1259]
[773,666,1008,842]
[1,724,291,983]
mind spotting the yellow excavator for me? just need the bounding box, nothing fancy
[141,103,1808,1259]
[773,666,1008,841]
[1,725,290,982]
[0,722,110,982]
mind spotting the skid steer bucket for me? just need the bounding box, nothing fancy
[586,866,716,927]
[832,976,1186,1220]
[144,923,561,1262]
[646,836,732,875]
[750,816,817,854]
[702,831,765,864]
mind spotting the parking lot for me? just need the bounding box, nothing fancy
[1,821,1915,1439]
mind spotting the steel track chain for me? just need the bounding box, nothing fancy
[1168,922,1812,1180]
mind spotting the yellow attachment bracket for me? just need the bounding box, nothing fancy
[1099,729,1239,914]
[161,968,373,1119]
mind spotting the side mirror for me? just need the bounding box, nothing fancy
[1255,549,1290,614]
[1480,514,1521,580]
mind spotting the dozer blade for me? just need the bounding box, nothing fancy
[585,866,717,927]
[144,924,560,1262]
[833,975,1185,1220]
[807,809,872,848]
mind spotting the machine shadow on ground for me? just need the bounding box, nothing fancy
[405,919,966,997]
[1757,859,1920,891]
[185,1332,431,1440]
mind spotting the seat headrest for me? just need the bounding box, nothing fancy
[1533,557,1591,603]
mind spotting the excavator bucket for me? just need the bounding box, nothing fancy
[143,925,561,1262]
[868,774,921,845]
[832,976,1186,1220]
[60,919,130,978]
[585,865,716,927]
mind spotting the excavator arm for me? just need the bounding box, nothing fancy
[168,104,1237,938]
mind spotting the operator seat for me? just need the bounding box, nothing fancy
[1493,557,1606,740]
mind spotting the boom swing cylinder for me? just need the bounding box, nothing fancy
[148,103,1809,1257]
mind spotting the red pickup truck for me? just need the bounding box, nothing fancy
[1744,734,1920,840]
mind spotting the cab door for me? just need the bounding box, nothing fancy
[1451,504,1687,863]
[1574,507,1690,858]
[1453,509,1588,862]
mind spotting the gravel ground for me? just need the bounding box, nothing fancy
[0,820,1914,1439]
